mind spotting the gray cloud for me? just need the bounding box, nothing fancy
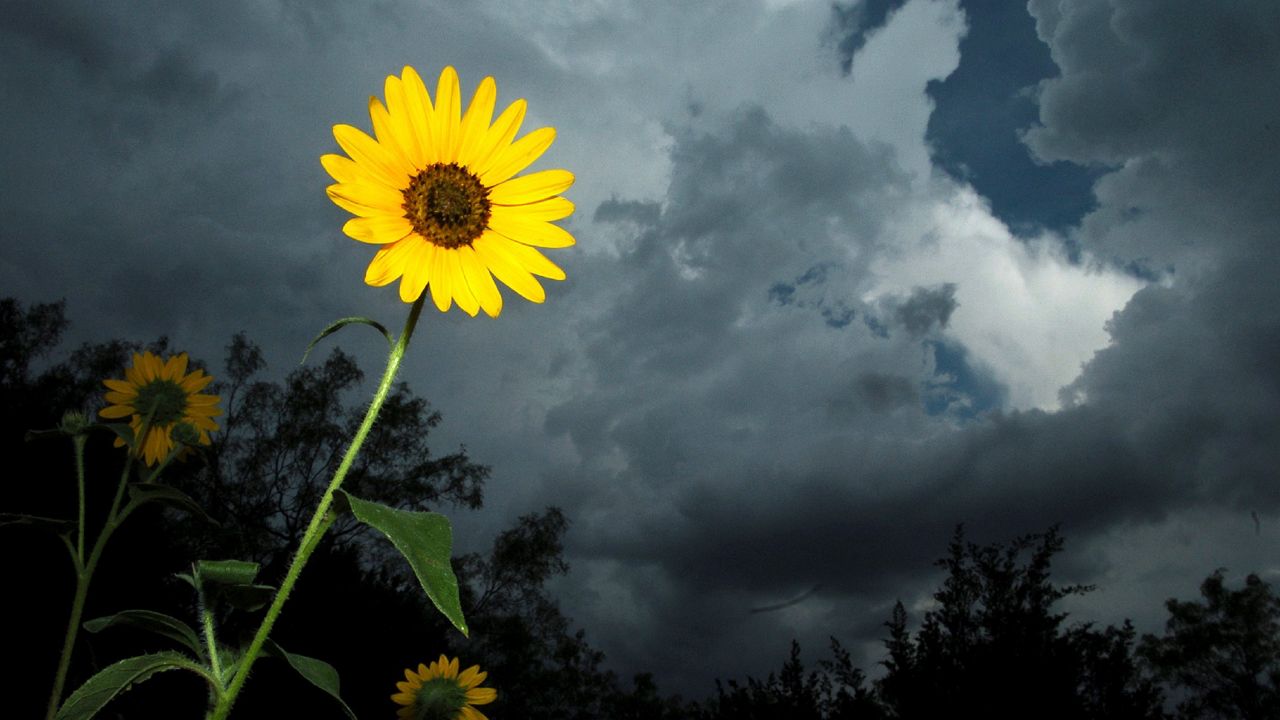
[3,0,1279,704]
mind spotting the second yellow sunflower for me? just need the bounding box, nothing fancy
[323,65,576,316]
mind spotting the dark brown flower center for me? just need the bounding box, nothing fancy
[402,163,491,249]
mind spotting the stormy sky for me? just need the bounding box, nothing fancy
[3,0,1279,699]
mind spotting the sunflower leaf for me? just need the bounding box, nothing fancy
[339,491,468,636]
[264,640,358,719]
[128,484,219,525]
[54,651,208,720]
[83,609,205,661]
[301,317,392,365]
[0,512,75,534]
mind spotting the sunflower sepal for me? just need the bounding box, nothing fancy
[192,559,278,613]
[262,639,358,719]
[100,422,136,452]
[338,490,469,636]
[301,315,393,365]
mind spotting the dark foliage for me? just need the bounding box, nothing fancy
[1140,570,1280,720]
[876,526,1166,719]
[693,639,885,720]
[3,297,1276,719]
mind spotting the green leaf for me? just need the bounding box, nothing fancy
[54,652,206,720]
[264,640,358,719]
[24,427,66,442]
[340,491,468,636]
[196,559,260,587]
[0,512,75,534]
[128,483,219,525]
[302,316,392,364]
[83,610,204,660]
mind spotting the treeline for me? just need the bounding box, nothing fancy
[3,297,1278,719]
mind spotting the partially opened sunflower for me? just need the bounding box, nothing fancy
[323,65,575,316]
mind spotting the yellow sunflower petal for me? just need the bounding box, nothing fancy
[401,66,438,165]
[327,182,406,218]
[408,667,424,683]
[365,238,416,287]
[186,392,219,405]
[445,657,460,679]
[502,195,574,222]
[138,353,160,382]
[333,124,413,189]
[100,405,135,419]
[458,666,481,688]
[165,353,189,381]
[469,98,527,177]
[458,245,502,317]
[460,706,489,720]
[485,232,566,280]
[488,169,575,205]
[457,76,497,167]
[391,692,416,705]
[343,216,415,245]
[321,153,363,184]
[478,126,556,187]
[466,687,497,705]
[474,233,546,303]
[427,246,454,312]
[447,248,482,317]
[181,373,215,393]
[397,708,414,719]
[103,378,138,396]
[369,96,410,163]
[399,240,433,303]
[384,74,425,168]
[488,211,576,248]
[433,67,462,163]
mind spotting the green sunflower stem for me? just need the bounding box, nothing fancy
[209,295,426,720]
[45,450,137,720]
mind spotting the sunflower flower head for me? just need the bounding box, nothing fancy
[392,655,496,720]
[99,351,222,466]
[323,65,576,317]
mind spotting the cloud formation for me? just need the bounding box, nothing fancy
[2,0,1277,701]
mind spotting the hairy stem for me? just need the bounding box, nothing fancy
[209,296,425,720]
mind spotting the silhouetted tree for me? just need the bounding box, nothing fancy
[2,298,693,718]
[693,639,885,720]
[171,332,488,575]
[1140,570,1280,720]
[876,525,1165,719]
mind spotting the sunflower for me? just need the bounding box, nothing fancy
[323,65,575,316]
[99,351,222,466]
[392,655,496,720]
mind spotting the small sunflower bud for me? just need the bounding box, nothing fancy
[59,410,90,436]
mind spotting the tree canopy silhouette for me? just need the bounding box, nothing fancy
[1140,569,1280,720]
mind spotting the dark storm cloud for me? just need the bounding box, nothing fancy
[922,0,1101,236]
[1023,0,1280,264]
[546,0,1280,694]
